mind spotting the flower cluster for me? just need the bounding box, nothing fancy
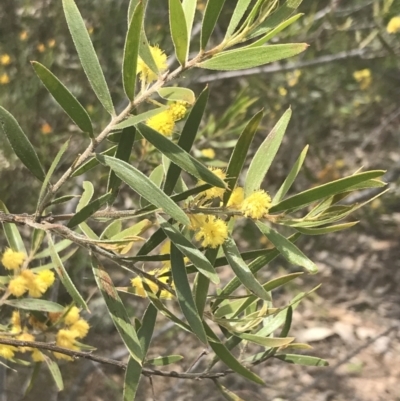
[137,45,167,83]
[131,268,174,299]
[146,101,188,136]
[1,248,25,270]
[8,269,55,298]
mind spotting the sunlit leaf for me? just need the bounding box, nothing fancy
[169,0,189,65]
[5,299,64,312]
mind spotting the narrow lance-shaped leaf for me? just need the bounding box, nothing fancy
[0,107,45,181]
[274,354,329,367]
[92,256,143,364]
[97,155,190,226]
[163,86,209,195]
[0,200,27,254]
[201,0,226,50]
[245,108,292,197]
[137,303,157,356]
[128,0,148,23]
[171,244,208,344]
[37,139,70,213]
[44,356,64,391]
[214,381,246,401]
[255,221,318,274]
[31,62,93,134]
[225,0,252,38]
[4,299,64,312]
[47,234,89,309]
[67,193,112,228]
[272,144,308,204]
[199,44,308,71]
[71,145,117,177]
[107,126,136,196]
[146,355,183,366]
[169,0,189,66]
[123,358,142,401]
[123,2,143,100]
[295,221,359,236]
[222,235,272,301]
[62,0,115,115]
[182,0,196,39]
[137,123,226,189]
[224,110,263,204]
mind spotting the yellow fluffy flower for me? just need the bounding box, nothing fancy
[194,215,228,248]
[10,311,21,334]
[8,275,28,297]
[168,101,187,121]
[286,69,301,87]
[131,268,173,299]
[56,329,78,349]
[353,69,372,90]
[70,319,90,339]
[37,270,55,287]
[0,54,11,66]
[31,348,45,362]
[227,187,244,209]
[1,248,26,270]
[0,342,17,360]
[0,73,10,85]
[137,45,167,83]
[21,270,47,298]
[64,306,80,326]
[387,16,400,34]
[241,190,272,219]
[146,110,175,136]
[198,168,227,200]
[201,148,215,159]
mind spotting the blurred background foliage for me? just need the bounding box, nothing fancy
[1,0,400,400]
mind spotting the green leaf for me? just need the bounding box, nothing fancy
[157,87,195,105]
[248,13,303,48]
[92,256,143,364]
[0,200,27,253]
[138,303,157,356]
[47,235,89,309]
[137,123,226,189]
[270,170,385,213]
[203,322,264,385]
[249,0,304,39]
[30,229,46,256]
[199,44,308,71]
[296,221,359,235]
[274,354,329,367]
[62,0,115,115]
[272,144,308,204]
[123,358,142,401]
[146,355,183,366]
[214,381,246,401]
[245,108,292,196]
[222,235,271,301]
[169,0,189,66]
[141,165,164,207]
[77,181,94,211]
[34,238,72,260]
[163,86,209,195]
[67,193,111,228]
[31,62,93,134]
[238,333,294,347]
[182,0,196,39]
[71,145,117,177]
[97,155,190,226]
[225,0,252,38]
[4,299,64,312]
[201,0,226,50]
[138,27,159,76]
[123,3,143,100]
[44,355,64,391]
[113,107,169,130]
[255,221,317,274]
[159,217,219,284]
[224,110,263,203]
[107,126,136,196]
[112,219,152,241]
[280,306,293,338]
[37,139,70,212]
[101,220,122,239]
[171,244,208,344]
[212,233,301,309]
[0,107,45,181]
[47,195,80,207]
[128,0,148,23]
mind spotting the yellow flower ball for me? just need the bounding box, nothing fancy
[64,306,80,326]
[227,187,244,209]
[168,101,187,121]
[146,110,175,136]
[8,275,28,297]
[137,45,167,83]
[56,329,78,349]
[194,215,228,248]
[1,248,26,270]
[17,332,35,352]
[0,73,10,85]
[31,348,45,362]
[37,270,55,287]
[201,148,216,159]
[0,343,17,360]
[0,54,11,66]
[70,319,90,339]
[241,190,272,220]
[387,16,400,34]
[198,168,227,200]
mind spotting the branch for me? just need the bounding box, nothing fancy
[0,338,230,380]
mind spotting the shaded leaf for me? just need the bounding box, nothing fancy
[296,221,359,235]
[44,356,64,391]
[71,146,117,177]
[138,303,157,357]
[0,107,45,181]
[201,0,226,49]
[62,0,115,115]
[32,62,92,134]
